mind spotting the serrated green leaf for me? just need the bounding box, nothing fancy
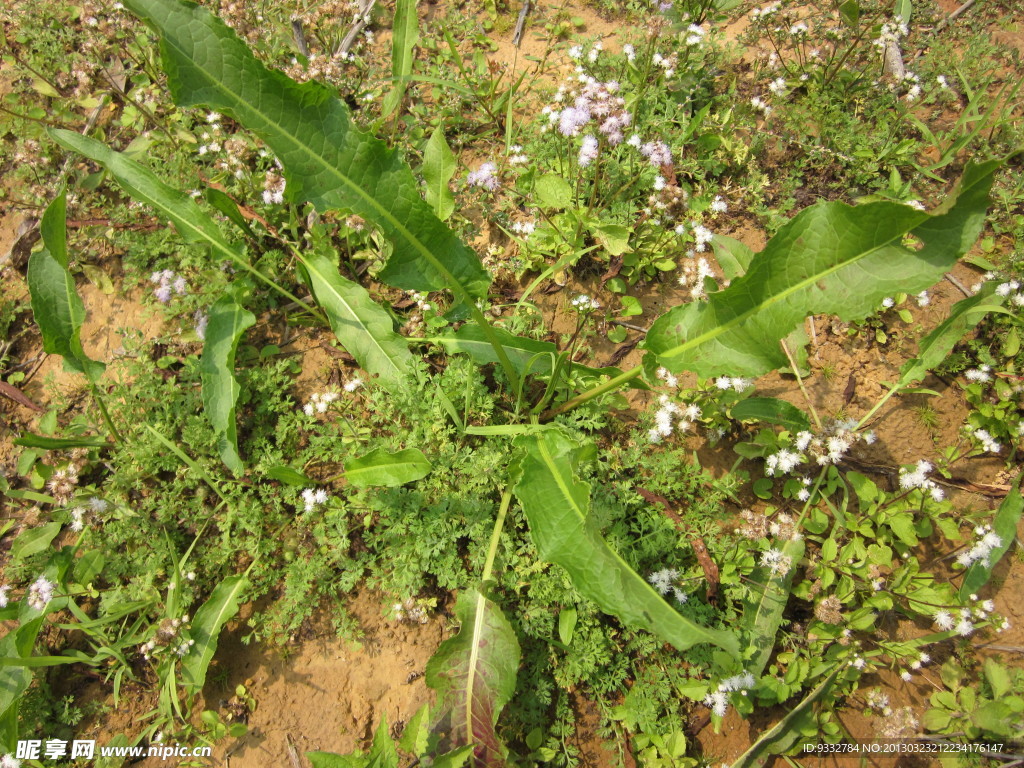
[27,194,105,380]
[300,253,412,389]
[398,705,430,756]
[512,430,739,657]
[535,173,573,209]
[381,0,419,119]
[643,161,1000,378]
[422,126,456,221]
[120,0,489,298]
[899,284,1001,387]
[344,448,432,488]
[960,477,1022,599]
[740,538,805,677]
[425,589,520,768]
[200,295,256,475]
[590,223,631,256]
[731,397,810,432]
[181,575,248,695]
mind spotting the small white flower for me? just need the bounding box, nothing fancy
[28,576,56,611]
[934,610,955,631]
[344,378,363,393]
[0,585,9,609]
[704,690,729,717]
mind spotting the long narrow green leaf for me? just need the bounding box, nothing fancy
[27,194,105,379]
[425,589,520,768]
[732,668,840,767]
[13,434,113,450]
[181,574,248,694]
[433,325,639,387]
[960,477,1022,600]
[200,295,255,474]
[512,430,740,657]
[48,130,318,316]
[299,253,412,389]
[740,538,805,677]
[644,160,1000,378]
[121,0,489,299]
[381,0,419,119]
[422,126,456,221]
[898,283,1001,387]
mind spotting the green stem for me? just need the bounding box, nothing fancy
[89,381,123,444]
[545,363,643,418]
[482,489,513,582]
[781,338,822,431]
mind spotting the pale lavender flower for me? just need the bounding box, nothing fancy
[578,135,599,167]
[467,162,500,192]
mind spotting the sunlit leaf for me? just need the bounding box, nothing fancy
[512,429,739,657]
[644,161,1000,378]
[200,295,256,475]
[344,447,432,488]
[121,0,490,299]
[425,589,520,768]
[740,538,805,677]
[181,575,248,695]
[26,194,105,380]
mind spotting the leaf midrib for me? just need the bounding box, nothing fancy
[659,212,930,362]
[147,1,472,300]
[534,436,732,652]
[301,256,405,380]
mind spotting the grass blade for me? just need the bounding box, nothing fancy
[381,0,419,120]
[299,253,413,390]
[200,295,256,475]
[512,429,740,657]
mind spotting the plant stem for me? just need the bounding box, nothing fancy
[545,363,643,418]
[781,338,822,430]
[90,382,123,444]
[482,489,513,582]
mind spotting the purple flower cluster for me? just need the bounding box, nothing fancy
[549,76,632,146]
[467,162,500,192]
[578,135,599,167]
[150,269,188,304]
[640,140,673,167]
